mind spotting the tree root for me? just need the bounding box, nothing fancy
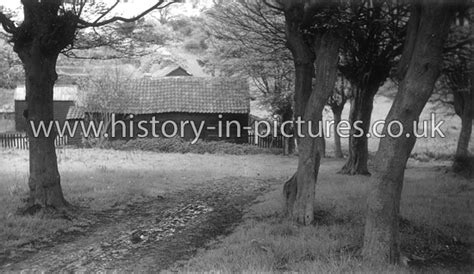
[338,164,371,176]
[283,173,297,217]
[18,199,76,220]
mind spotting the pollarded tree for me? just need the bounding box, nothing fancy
[361,0,460,264]
[439,9,473,175]
[275,0,347,225]
[0,0,175,212]
[338,0,408,175]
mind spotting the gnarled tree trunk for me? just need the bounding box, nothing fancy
[362,2,454,264]
[285,33,341,225]
[12,0,76,211]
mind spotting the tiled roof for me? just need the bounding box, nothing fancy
[90,77,250,115]
[66,106,85,120]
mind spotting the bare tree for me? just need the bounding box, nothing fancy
[0,0,176,212]
[206,1,296,154]
[361,0,459,264]
[78,66,135,146]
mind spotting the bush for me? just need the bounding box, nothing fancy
[183,35,208,52]
[93,137,282,155]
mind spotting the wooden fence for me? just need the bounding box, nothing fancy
[247,133,284,149]
[1,132,280,150]
[0,133,68,149]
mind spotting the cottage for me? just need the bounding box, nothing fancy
[67,76,250,143]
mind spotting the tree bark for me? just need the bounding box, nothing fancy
[285,33,341,225]
[362,2,454,265]
[332,104,344,158]
[12,0,76,211]
[282,7,315,223]
[339,85,378,175]
[24,53,67,209]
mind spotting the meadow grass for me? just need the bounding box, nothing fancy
[179,160,473,273]
[0,149,297,253]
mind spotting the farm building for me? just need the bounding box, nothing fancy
[14,83,78,132]
[151,65,192,77]
[67,77,250,143]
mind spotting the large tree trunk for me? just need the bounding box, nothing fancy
[285,33,341,225]
[339,84,378,175]
[282,9,315,221]
[332,104,344,158]
[12,0,75,211]
[24,53,67,209]
[362,3,454,264]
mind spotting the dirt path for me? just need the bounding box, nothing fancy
[0,177,273,272]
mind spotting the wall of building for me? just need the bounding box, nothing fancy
[96,112,249,143]
[15,100,75,132]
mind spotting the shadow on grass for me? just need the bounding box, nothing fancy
[400,217,471,270]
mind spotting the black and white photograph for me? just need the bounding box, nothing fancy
[0,0,472,272]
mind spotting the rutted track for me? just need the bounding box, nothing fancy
[0,177,272,272]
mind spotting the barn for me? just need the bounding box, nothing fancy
[14,83,78,132]
[67,77,250,144]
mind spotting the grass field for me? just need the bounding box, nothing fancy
[0,150,296,251]
[179,159,473,272]
[0,149,472,272]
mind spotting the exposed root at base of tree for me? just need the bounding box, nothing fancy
[337,165,371,176]
[17,199,77,221]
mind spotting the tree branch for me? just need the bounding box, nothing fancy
[444,37,474,52]
[77,0,176,28]
[92,0,120,25]
[0,11,17,34]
